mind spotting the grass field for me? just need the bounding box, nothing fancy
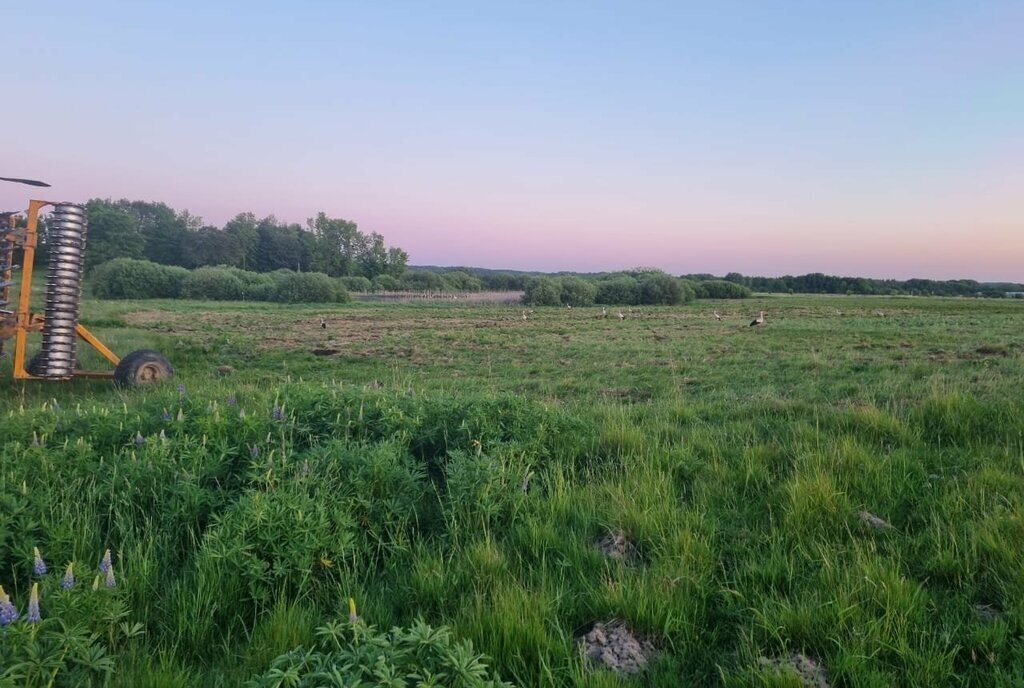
[2,295,1023,686]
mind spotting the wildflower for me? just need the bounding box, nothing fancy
[161,408,171,422]
[51,399,60,411]
[33,547,47,575]
[272,405,284,421]
[301,459,310,478]
[348,597,358,623]
[177,408,184,422]
[177,383,186,398]
[159,429,166,442]
[135,431,145,446]
[31,432,40,448]
[92,575,100,591]
[105,564,117,588]
[0,585,18,625]
[99,549,112,573]
[27,583,40,623]
[249,444,259,459]
[62,563,75,590]
[238,408,246,419]
[226,394,237,406]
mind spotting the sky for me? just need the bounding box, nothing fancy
[3,1,1022,281]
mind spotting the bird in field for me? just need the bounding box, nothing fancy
[522,310,528,321]
[602,307,608,318]
[618,311,625,320]
[319,317,327,329]
[713,310,722,321]
[749,311,766,326]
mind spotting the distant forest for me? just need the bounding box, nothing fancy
[28,198,1022,298]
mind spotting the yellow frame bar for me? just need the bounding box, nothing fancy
[7,200,118,380]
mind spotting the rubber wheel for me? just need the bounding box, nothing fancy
[114,349,174,387]
[27,352,82,376]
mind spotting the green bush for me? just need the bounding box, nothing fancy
[371,274,400,291]
[339,276,372,293]
[638,272,693,305]
[523,277,562,306]
[559,276,598,306]
[440,270,485,292]
[694,279,752,299]
[596,276,640,305]
[247,618,512,688]
[182,266,245,300]
[272,271,349,304]
[90,258,189,299]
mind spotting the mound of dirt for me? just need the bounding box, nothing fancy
[577,620,655,675]
[596,530,637,562]
[759,653,830,687]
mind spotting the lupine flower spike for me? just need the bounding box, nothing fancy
[27,583,40,623]
[33,547,47,575]
[177,408,185,422]
[161,408,171,422]
[92,575,101,591]
[0,585,18,625]
[105,563,117,588]
[135,431,145,446]
[62,562,75,590]
[99,549,112,573]
[348,597,358,623]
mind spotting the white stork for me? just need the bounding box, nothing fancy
[749,311,766,327]
[713,310,722,321]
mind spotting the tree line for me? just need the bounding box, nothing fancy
[36,199,410,279]
[682,272,1023,298]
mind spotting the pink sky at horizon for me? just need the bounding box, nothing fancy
[3,1,1021,283]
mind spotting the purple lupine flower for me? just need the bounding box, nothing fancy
[249,444,259,459]
[27,583,40,623]
[105,564,117,588]
[226,394,237,406]
[99,549,112,574]
[161,408,171,422]
[33,547,47,575]
[62,563,75,590]
[177,383,186,398]
[135,432,145,446]
[272,405,285,421]
[0,586,17,625]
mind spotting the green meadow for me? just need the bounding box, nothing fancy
[1,295,1022,686]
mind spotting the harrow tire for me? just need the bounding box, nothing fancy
[114,349,174,387]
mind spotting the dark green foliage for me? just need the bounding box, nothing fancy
[182,267,245,301]
[271,272,349,304]
[637,272,693,305]
[596,275,640,305]
[522,277,562,306]
[83,203,145,269]
[694,279,752,299]
[441,270,485,292]
[247,619,512,687]
[371,274,401,291]
[559,276,598,306]
[339,275,372,293]
[90,259,189,299]
[401,270,445,291]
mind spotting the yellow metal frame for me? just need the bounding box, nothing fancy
[1,199,119,380]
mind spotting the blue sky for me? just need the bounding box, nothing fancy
[4,1,1022,279]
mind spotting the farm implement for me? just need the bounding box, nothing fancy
[1,179,172,386]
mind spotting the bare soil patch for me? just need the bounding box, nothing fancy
[577,620,656,675]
